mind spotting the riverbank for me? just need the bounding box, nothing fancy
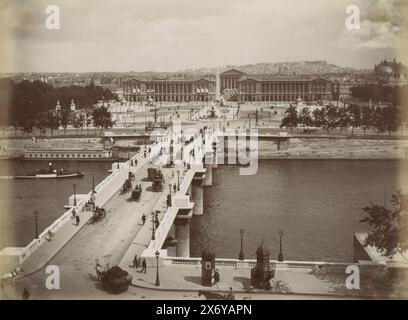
[224,137,408,160]
[1,134,408,160]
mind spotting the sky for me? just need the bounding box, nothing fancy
[0,0,406,73]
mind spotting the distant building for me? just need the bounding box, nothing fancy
[374,58,407,87]
[123,69,333,103]
[123,76,216,103]
[220,69,332,102]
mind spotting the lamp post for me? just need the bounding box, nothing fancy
[278,230,284,262]
[151,212,155,241]
[239,229,245,260]
[155,250,160,286]
[92,174,95,193]
[34,210,39,239]
[177,170,180,191]
[73,184,77,206]
[167,183,172,207]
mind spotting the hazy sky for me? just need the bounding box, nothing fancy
[0,0,406,72]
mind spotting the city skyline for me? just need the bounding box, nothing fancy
[0,0,407,73]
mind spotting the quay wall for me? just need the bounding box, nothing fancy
[1,135,408,160]
[0,138,105,159]
[222,137,408,160]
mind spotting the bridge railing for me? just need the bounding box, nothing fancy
[163,256,355,273]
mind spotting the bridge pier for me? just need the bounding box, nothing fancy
[174,215,191,257]
[192,175,204,216]
[204,164,213,186]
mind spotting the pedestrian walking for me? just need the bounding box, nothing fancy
[133,254,139,268]
[71,208,76,219]
[141,259,147,274]
[225,287,235,300]
[141,213,146,225]
[173,183,177,193]
[75,215,80,226]
[22,288,30,300]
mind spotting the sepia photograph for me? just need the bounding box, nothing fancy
[0,0,407,307]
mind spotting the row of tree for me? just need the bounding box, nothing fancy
[350,84,408,106]
[280,104,405,135]
[31,105,113,136]
[0,78,116,134]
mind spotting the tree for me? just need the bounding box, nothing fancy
[92,106,113,133]
[347,104,361,135]
[360,106,372,135]
[382,106,400,136]
[372,107,386,135]
[75,114,85,134]
[360,190,408,257]
[324,105,338,134]
[280,105,298,133]
[337,107,350,135]
[60,108,69,135]
[298,107,312,131]
[312,108,325,129]
[47,111,60,136]
[85,110,93,135]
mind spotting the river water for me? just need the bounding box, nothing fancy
[0,160,113,248]
[0,159,405,262]
[190,160,406,262]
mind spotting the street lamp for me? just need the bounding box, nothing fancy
[73,184,77,206]
[155,250,160,286]
[167,183,172,207]
[239,229,245,260]
[151,212,156,241]
[177,170,180,191]
[92,174,95,193]
[34,210,39,239]
[278,230,284,262]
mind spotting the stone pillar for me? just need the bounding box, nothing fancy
[192,178,204,216]
[175,217,190,257]
[204,165,212,186]
[187,183,192,198]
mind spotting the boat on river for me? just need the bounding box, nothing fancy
[13,170,84,179]
[13,163,84,179]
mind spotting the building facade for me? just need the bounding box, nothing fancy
[374,58,408,87]
[123,69,333,103]
[123,78,216,103]
[220,69,333,102]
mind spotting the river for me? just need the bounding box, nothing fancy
[0,159,405,262]
[190,160,406,262]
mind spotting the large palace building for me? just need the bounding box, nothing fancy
[123,69,333,103]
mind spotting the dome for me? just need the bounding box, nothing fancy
[201,248,215,260]
[376,65,394,75]
[256,241,270,257]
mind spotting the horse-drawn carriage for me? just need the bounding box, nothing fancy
[131,184,142,202]
[122,178,132,193]
[151,169,165,192]
[88,207,106,224]
[96,263,133,294]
